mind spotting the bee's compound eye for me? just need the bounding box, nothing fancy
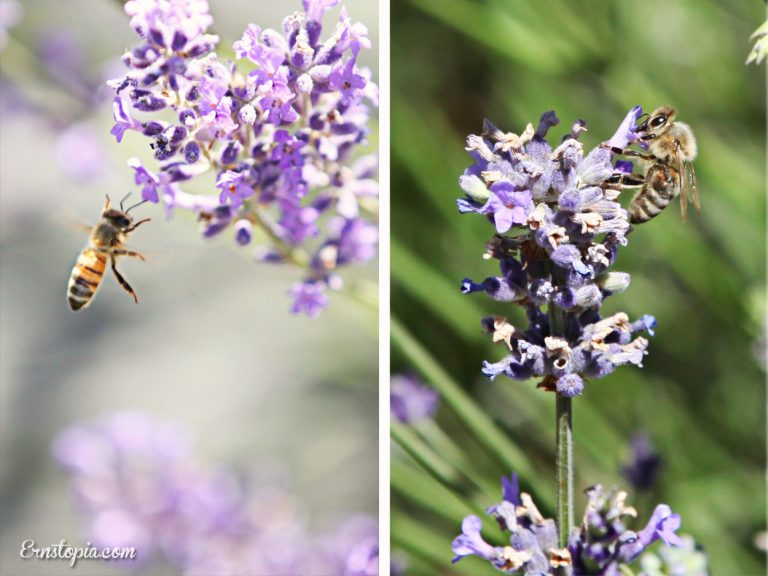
[649,115,667,128]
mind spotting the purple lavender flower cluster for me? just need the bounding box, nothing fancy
[109,0,378,317]
[52,412,378,576]
[452,474,688,575]
[458,108,656,396]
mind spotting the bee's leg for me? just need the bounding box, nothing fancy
[112,249,145,261]
[125,218,151,233]
[103,195,111,211]
[110,256,139,303]
[605,172,645,186]
[604,145,655,161]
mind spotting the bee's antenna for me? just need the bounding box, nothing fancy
[125,199,148,213]
[119,191,132,211]
[635,113,649,131]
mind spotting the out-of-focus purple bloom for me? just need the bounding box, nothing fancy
[53,412,377,576]
[458,109,656,395]
[336,218,379,265]
[289,281,329,318]
[109,0,377,316]
[621,432,662,491]
[390,374,439,424]
[55,123,107,182]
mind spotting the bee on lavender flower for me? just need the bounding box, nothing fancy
[609,106,700,224]
[67,195,149,311]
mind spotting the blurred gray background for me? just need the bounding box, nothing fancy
[0,1,379,574]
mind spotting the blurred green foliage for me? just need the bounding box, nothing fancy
[390,0,766,574]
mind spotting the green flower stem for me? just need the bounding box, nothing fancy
[548,305,573,548]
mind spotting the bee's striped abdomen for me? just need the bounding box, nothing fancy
[68,248,107,311]
[629,189,671,223]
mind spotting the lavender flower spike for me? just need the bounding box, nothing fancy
[458,108,656,396]
[109,0,378,316]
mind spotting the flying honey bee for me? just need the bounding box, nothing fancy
[608,106,699,224]
[67,194,150,311]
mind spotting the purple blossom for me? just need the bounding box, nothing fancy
[390,374,439,424]
[216,170,254,208]
[288,281,329,318]
[330,57,366,105]
[272,130,305,169]
[128,157,161,203]
[604,105,643,149]
[110,97,141,143]
[480,182,534,233]
[336,218,378,264]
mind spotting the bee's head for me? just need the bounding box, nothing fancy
[639,106,676,134]
[102,209,133,229]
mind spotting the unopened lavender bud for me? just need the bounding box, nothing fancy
[596,272,631,293]
[171,30,188,51]
[459,174,490,201]
[168,125,187,144]
[220,141,240,165]
[574,284,602,308]
[143,121,166,136]
[183,141,200,164]
[234,219,253,245]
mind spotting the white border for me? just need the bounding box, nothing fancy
[378,0,391,571]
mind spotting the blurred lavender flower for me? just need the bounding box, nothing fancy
[390,373,439,424]
[458,109,656,396]
[746,20,768,65]
[53,412,377,576]
[620,432,662,491]
[451,474,693,575]
[109,0,378,316]
[638,535,709,576]
[54,122,107,182]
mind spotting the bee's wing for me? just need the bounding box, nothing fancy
[51,208,93,234]
[686,160,700,213]
[674,144,688,221]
